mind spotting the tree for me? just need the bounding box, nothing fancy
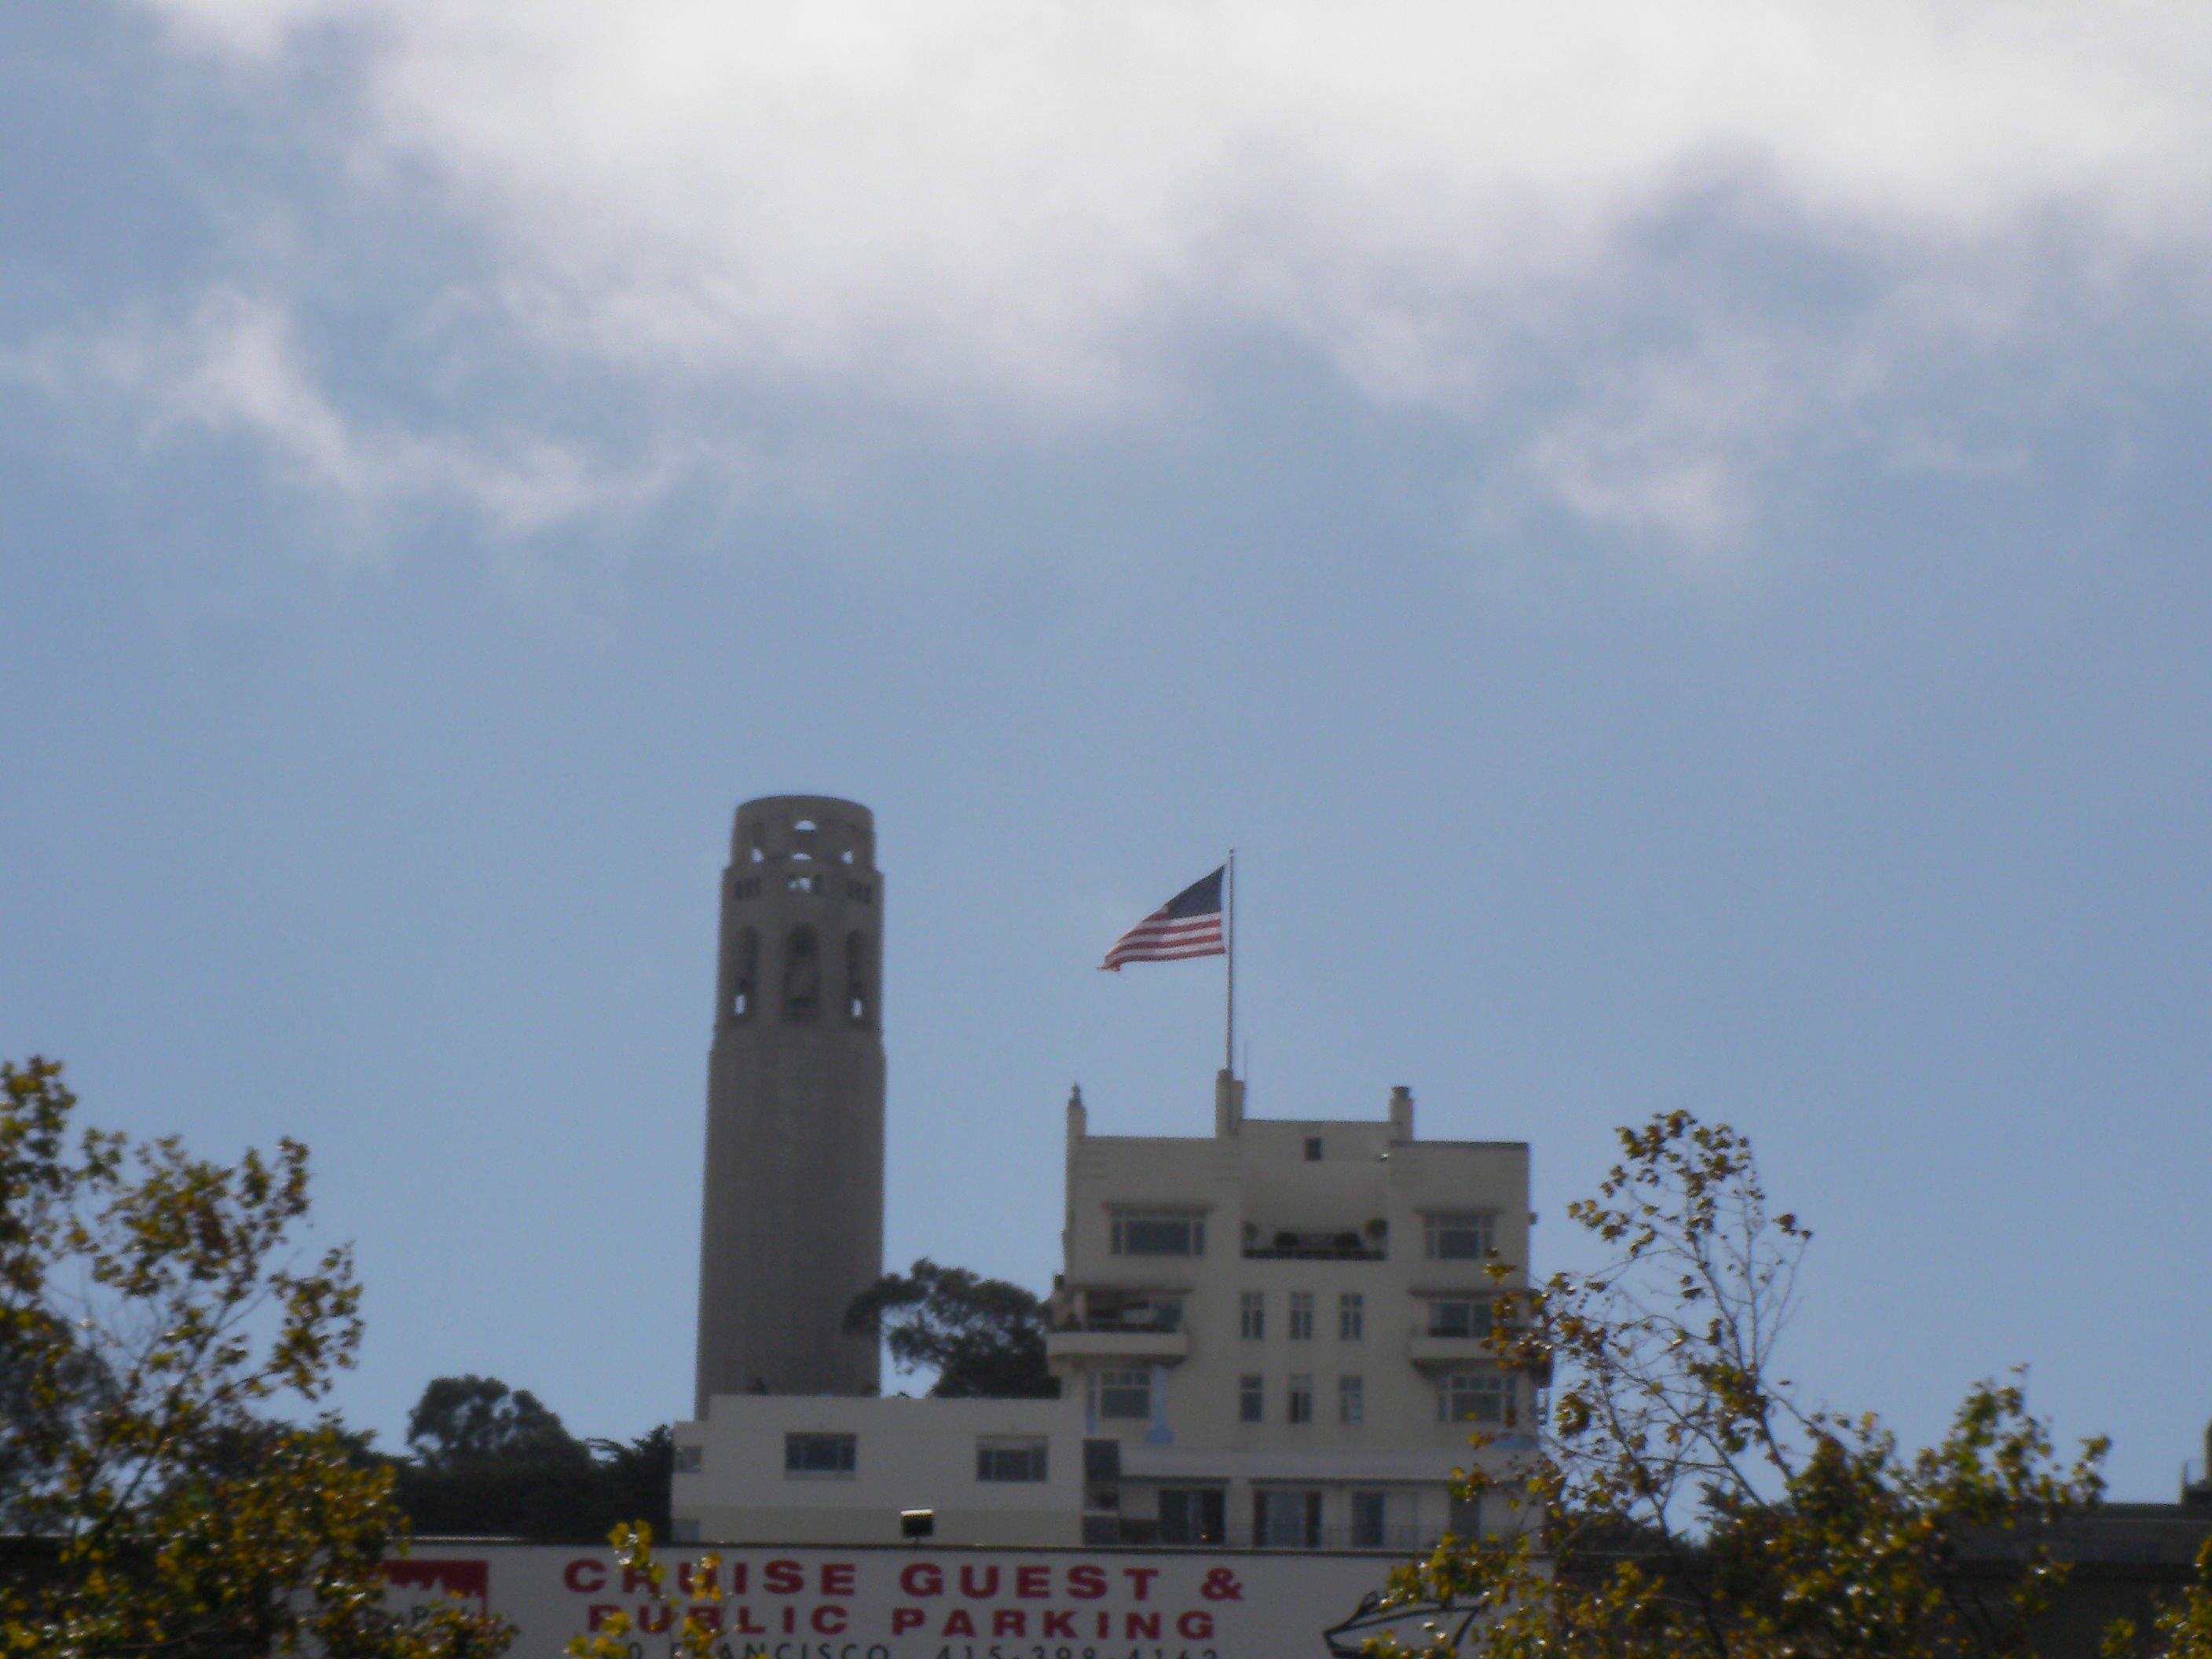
[391,1378,672,1542]
[0,1056,510,1657]
[406,1376,589,1472]
[842,1259,1057,1397]
[1383,1110,2109,1659]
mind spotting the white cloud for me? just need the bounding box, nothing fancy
[116,0,2212,537]
[62,291,701,543]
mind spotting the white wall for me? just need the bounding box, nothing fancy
[674,1393,1086,1547]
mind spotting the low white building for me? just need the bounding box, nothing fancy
[672,1394,1086,1547]
[1047,1073,1536,1550]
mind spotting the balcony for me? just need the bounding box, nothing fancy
[1405,1331,1493,1364]
[1046,1328,1190,1363]
[1242,1227,1386,1262]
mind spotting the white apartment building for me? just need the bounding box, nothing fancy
[1046,1073,1536,1551]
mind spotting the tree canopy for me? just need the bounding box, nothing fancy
[390,1377,671,1542]
[0,1056,509,1657]
[1385,1110,2113,1659]
[842,1258,1057,1397]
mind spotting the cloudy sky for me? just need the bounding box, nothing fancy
[5,0,2212,1494]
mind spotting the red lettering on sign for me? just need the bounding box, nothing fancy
[1016,1567,1049,1599]
[901,1563,943,1598]
[959,1566,999,1599]
[812,1606,846,1633]
[623,1566,657,1596]
[765,1561,804,1595]
[1097,1612,1111,1639]
[637,1603,672,1635]
[727,1564,749,1593]
[994,1611,1026,1637]
[1068,1566,1107,1600]
[690,1606,724,1634]
[942,1610,976,1636]
[1042,1611,1075,1638]
[383,1560,489,1602]
[1126,1613,1160,1639]
[565,1561,606,1594]
[586,1604,617,1631]
[821,1565,855,1596]
[679,1562,720,1597]
[1178,1613,1215,1639]
[892,1610,925,1634]
[1122,1568,1159,1601]
[733,1606,766,1634]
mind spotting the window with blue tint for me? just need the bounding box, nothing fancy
[784,1433,855,1476]
[1111,1213,1203,1256]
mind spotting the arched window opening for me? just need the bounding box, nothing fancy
[845,932,870,1024]
[728,928,758,1021]
[784,927,820,1022]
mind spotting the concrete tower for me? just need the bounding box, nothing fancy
[694,796,884,1412]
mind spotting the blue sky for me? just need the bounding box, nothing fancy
[5,0,2212,1496]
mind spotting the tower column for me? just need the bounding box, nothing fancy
[694,796,885,1412]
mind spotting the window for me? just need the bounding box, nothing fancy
[673,1443,705,1474]
[783,927,820,1020]
[1254,1489,1323,1549]
[1351,1491,1390,1549]
[1440,1372,1509,1425]
[1339,1375,1364,1425]
[1094,1369,1152,1420]
[1287,1374,1313,1424]
[976,1437,1049,1482]
[1238,1375,1265,1424]
[1303,1136,1323,1161]
[1339,1292,1364,1341]
[1425,1211,1494,1260]
[1240,1291,1265,1340]
[727,927,757,1020]
[844,931,870,1023]
[1158,1489,1225,1545]
[784,871,822,893]
[1427,1298,1492,1339]
[1288,1291,1314,1340]
[785,1433,855,1477]
[1111,1212,1204,1256]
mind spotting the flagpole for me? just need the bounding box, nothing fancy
[1224,849,1236,1078]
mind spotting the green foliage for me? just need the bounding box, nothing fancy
[2104,1541,2212,1659]
[407,1376,591,1472]
[1380,1109,2109,1659]
[0,1057,511,1658]
[392,1378,671,1542]
[842,1259,1057,1398]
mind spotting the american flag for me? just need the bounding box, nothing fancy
[1100,867,1226,970]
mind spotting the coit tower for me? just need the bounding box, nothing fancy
[694,796,884,1412]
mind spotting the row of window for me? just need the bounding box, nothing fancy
[1234,1291,1492,1340]
[1155,1489,1405,1550]
[1090,1370,1512,1426]
[1108,1210,1496,1260]
[723,926,872,1024]
[778,1433,1049,1482]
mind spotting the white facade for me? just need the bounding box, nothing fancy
[672,1394,1086,1547]
[1047,1073,1534,1551]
